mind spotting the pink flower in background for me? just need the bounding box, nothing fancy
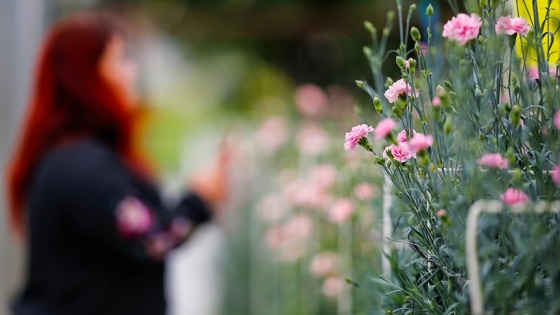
[374,118,397,140]
[310,164,338,190]
[297,123,330,155]
[322,276,343,298]
[442,13,482,45]
[295,84,329,117]
[554,110,560,130]
[528,66,557,79]
[551,164,560,187]
[477,153,509,169]
[432,96,442,107]
[256,117,289,155]
[437,209,447,218]
[404,58,414,68]
[344,124,374,151]
[501,188,529,206]
[256,193,288,223]
[397,129,418,143]
[284,214,314,239]
[116,196,153,238]
[407,133,434,153]
[384,79,413,103]
[354,182,378,200]
[309,252,339,277]
[328,199,355,223]
[384,144,414,163]
[495,15,531,36]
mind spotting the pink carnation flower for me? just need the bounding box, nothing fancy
[437,209,447,218]
[442,13,482,45]
[374,118,397,140]
[384,144,414,163]
[397,129,418,142]
[295,84,329,117]
[432,96,442,107]
[309,252,339,277]
[551,164,560,187]
[500,188,529,206]
[384,79,413,103]
[354,182,378,200]
[407,133,434,153]
[554,110,560,130]
[477,153,509,169]
[495,15,531,36]
[344,124,373,151]
[328,199,355,223]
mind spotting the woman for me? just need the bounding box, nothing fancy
[6,12,228,315]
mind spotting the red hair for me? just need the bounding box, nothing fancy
[7,13,147,238]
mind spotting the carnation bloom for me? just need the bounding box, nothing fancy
[432,96,442,107]
[554,110,560,130]
[442,13,482,45]
[500,188,529,206]
[477,153,509,169]
[384,144,414,163]
[495,15,531,36]
[322,276,343,298]
[407,133,434,153]
[328,199,355,223]
[437,209,447,218]
[344,124,373,151]
[384,79,413,103]
[374,118,397,140]
[397,129,418,142]
[551,164,560,187]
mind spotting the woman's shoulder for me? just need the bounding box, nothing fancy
[40,139,119,176]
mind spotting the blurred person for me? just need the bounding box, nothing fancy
[5,12,229,315]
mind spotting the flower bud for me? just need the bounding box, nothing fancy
[510,104,521,127]
[363,46,373,57]
[426,4,434,16]
[385,77,394,87]
[387,11,395,22]
[436,85,446,97]
[444,80,452,90]
[444,120,452,134]
[373,97,383,114]
[392,105,403,118]
[512,168,522,183]
[490,0,499,9]
[409,4,417,13]
[383,28,390,36]
[479,0,487,8]
[396,56,406,68]
[364,21,376,34]
[355,80,366,89]
[410,27,421,42]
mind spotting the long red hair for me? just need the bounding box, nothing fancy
[7,13,147,238]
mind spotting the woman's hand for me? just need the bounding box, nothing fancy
[189,144,233,212]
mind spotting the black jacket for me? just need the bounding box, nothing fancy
[12,139,211,315]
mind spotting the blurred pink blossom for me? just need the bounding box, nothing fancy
[309,164,338,190]
[116,197,153,237]
[297,123,330,155]
[407,133,433,153]
[442,13,482,45]
[344,124,373,151]
[295,84,329,117]
[256,117,289,155]
[374,118,397,140]
[322,276,343,298]
[495,15,531,36]
[554,110,560,130]
[528,66,557,79]
[264,226,285,249]
[404,58,414,68]
[500,188,529,206]
[397,129,418,143]
[354,182,378,200]
[432,96,441,107]
[284,214,314,240]
[384,79,413,103]
[551,164,560,187]
[328,199,355,223]
[477,153,509,169]
[437,209,447,217]
[256,193,288,223]
[309,251,339,277]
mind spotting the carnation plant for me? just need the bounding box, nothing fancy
[348,0,560,313]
